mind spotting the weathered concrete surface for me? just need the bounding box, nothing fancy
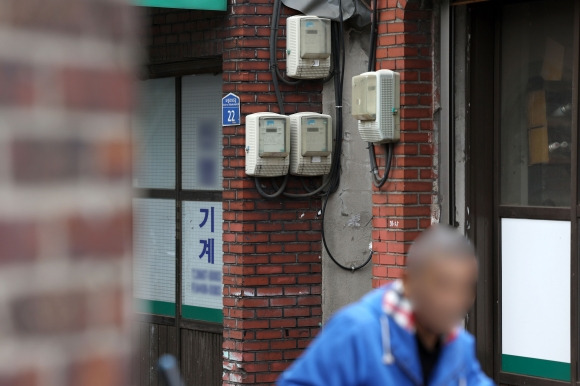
[321,28,373,322]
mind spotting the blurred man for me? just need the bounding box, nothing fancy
[277,224,494,386]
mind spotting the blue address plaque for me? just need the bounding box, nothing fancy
[222,93,240,126]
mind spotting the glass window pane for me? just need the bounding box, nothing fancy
[133,198,176,316]
[500,1,573,207]
[133,78,176,189]
[182,74,223,191]
[181,201,223,323]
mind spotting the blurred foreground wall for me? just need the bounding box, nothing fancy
[0,1,138,385]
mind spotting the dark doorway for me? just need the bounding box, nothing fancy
[464,1,579,384]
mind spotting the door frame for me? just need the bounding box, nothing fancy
[463,1,495,377]
[462,1,580,384]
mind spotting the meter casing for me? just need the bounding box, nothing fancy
[289,112,333,176]
[352,69,401,143]
[245,112,291,177]
[286,16,331,79]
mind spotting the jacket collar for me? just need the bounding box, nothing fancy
[381,280,459,343]
[380,280,465,386]
[382,280,415,332]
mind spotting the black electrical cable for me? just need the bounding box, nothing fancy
[333,8,346,193]
[338,3,345,98]
[272,177,325,195]
[300,177,317,193]
[276,29,344,199]
[261,0,337,200]
[318,2,371,272]
[270,0,303,86]
[321,65,335,84]
[263,0,370,270]
[369,142,393,187]
[321,186,373,272]
[368,0,378,71]
[366,0,393,189]
[269,0,286,114]
[272,174,333,198]
[254,174,289,199]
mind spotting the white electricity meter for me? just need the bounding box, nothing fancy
[286,15,331,79]
[245,112,291,177]
[352,69,401,143]
[289,112,332,176]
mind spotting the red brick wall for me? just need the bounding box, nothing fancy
[0,1,137,385]
[147,8,226,64]
[372,0,436,287]
[144,0,437,384]
[221,2,325,385]
[144,5,324,384]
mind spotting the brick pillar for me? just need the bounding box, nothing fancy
[221,1,324,384]
[372,0,435,287]
[0,1,137,386]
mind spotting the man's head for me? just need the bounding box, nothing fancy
[402,224,478,335]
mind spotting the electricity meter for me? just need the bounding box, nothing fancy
[352,69,401,143]
[289,112,332,176]
[351,72,377,121]
[245,112,291,177]
[286,16,331,79]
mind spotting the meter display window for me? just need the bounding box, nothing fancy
[299,18,330,59]
[258,118,286,156]
[352,74,377,121]
[301,117,329,156]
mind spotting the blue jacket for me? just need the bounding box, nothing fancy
[277,281,494,386]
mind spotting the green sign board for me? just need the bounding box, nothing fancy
[136,0,226,11]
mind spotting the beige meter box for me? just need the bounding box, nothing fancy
[352,69,401,143]
[352,72,377,121]
[245,112,291,177]
[286,16,331,79]
[289,112,332,176]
